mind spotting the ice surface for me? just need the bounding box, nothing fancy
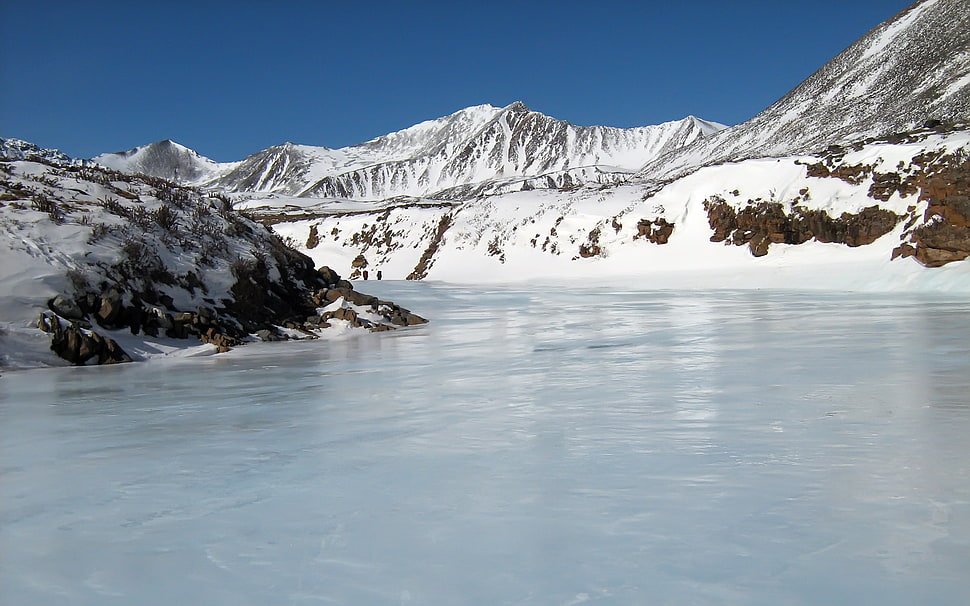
[3,283,970,605]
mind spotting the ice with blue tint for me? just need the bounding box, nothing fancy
[2,283,970,605]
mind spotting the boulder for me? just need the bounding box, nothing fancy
[324,287,378,308]
[39,313,131,365]
[200,328,240,353]
[47,295,85,320]
[636,218,675,244]
[255,329,284,342]
[96,288,123,327]
[318,266,341,287]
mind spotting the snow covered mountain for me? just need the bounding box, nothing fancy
[91,103,724,200]
[291,103,722,200]
[0,137,80,166]
[94,139,224,184]
[638,0,970,181]
[246,0,970,286]
[252,123,970,287]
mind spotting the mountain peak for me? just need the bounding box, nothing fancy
[94,139,219,182]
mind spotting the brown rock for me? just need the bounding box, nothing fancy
[324,287,378,308]
[636,218,675,244]
[318,266,341,286]
[306,224,320,249]
[96,288,123,327]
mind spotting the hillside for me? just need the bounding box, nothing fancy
[253,124,970,290]
[637,0,970,181]
[0,158,425,369]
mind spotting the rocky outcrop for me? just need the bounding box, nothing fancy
[578,228,602,258]
[407,214,453,280]
[894,157,970,267]
[704,198,901,257]
[635,218,675,244]
[38,314,131,365]
[38,262,426,365]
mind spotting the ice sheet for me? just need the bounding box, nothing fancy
[2,284,969,605]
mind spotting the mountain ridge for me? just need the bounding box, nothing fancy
[636,0,970,181]
[75,103,725,200]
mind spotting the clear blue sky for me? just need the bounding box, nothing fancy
[1,0,915,161]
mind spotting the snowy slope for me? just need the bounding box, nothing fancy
[257,127,970,291]
[638,0,970,181]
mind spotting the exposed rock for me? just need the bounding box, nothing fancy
[306,224,320,249]
[330,307,358,323]
[895,156,970,266]
[318,265,341,287]
[636,218,675,244]
[578,227,602,258]
[869,171,919,202]
[324,286,378,308]
[255,328,283,342]
[199,328,240,353]
[96,287,123,327]
[47,295,84,320]
[704,199,901,257]
[38,313,131,365]
[407,213,453,280]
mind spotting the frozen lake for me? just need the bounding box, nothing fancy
[2,283,970,605]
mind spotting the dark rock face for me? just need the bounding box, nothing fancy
[305,224,320,249]
[408,214,453,280]
[317,265,341,287]
[704,198,901,257]
[96,288,123,327]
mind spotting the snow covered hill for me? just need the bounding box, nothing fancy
[255,124,970,290]
[638,0,970,181]
[0,159,425,369]
[89,103,724,200]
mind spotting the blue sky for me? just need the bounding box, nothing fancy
[1,0,914,161]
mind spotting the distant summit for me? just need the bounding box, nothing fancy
[93,139,222,183]
[89,103,726,200]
